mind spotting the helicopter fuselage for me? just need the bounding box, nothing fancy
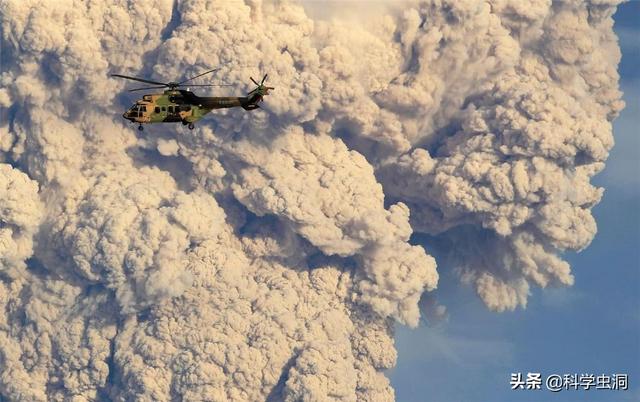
[122,89,260,126]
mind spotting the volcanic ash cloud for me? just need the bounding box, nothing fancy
[0,0,624,400]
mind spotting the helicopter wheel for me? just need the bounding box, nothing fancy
[188,123,195,130]
[138,125,144,131]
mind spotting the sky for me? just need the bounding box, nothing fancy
[390,2,640,401]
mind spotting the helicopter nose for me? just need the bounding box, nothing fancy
[123,111,135,121]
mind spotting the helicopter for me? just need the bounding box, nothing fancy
[111,68,274,131]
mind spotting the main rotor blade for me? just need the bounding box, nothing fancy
[178,68,221,85]
[183,84,234,87]
[250,77,260,86]
[261,74,268,84]
[128,85,167,92]
[111,74,167,86]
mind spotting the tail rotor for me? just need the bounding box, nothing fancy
[247,74,274,101]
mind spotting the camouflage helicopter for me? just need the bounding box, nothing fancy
[111,68,274,131]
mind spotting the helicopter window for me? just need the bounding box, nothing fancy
[143,95,151,101]
[161,106,166,112]
[140,106,147,112]
[155,106,160,114]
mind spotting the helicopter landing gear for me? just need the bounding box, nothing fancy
[138,124,144,131]
[188,123,195,130]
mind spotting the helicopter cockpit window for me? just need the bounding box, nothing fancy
[140,106,147,112]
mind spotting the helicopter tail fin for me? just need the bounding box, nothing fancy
[241,93,262,110]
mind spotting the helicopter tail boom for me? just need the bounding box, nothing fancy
[193,96,257,110]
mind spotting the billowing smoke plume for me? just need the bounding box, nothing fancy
[0,0,623,400]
